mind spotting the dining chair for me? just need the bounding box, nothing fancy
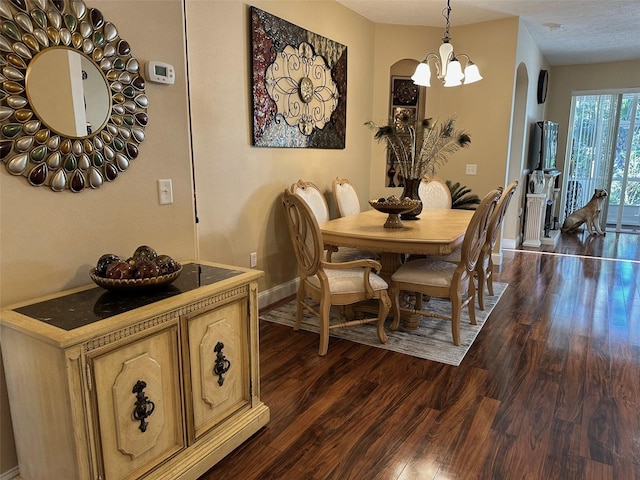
[281,189,390,356]
[476,180,518,310]
[435,180,518,310]
[418,176,452,209]
[332,177,361,217]
[291,179,377,262]
[389,187,502,345]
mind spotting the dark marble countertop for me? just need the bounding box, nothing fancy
[12,263,244,331]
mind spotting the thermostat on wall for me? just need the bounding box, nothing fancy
[145,61,175,85]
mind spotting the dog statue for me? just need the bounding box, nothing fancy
[561,189,608,235]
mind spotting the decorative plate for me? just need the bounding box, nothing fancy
[90,265,182,292]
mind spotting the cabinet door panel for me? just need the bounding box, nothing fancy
[188,300,248,438]
[91,326,184,480]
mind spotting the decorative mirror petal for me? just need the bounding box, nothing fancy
[60,138,72,154]
[103,22,116,42]
[30,9,47,29]
[104,161,117,181]
[72,140,83,155]
[7,52,27,68]
[46,26,60,44]
[117,126,130,139]
[102,43,114,58]
[78,152,90,169]
[46,135,60,151]
[14,135,33,151]
[70,170,85,192]
[82,38,93,54]
[34,129,49,143]
[63,14,76,32]
[30,144,47,161]
[28,162,47,185]
[3,65,24,81]
[46,151,61,168]
[7,95,27,108]
[15,109,33,122]
[115,153,128,171]
[0,106,13,121]
[91,47,102,62]
[9,0,27,12]
[3,80,24,94]
[71,1,87,20]
[126,58,139,73]
[7,152,29,174]
[0,3,13,20]
[33,29,48,47]
[46,9,62,30]
[51,1,65,13]
[79,19,91,38]
[12,42,32,59]
[2,21,21,41]
[59,28,71,45]
[103,144,114,161]
[0,36,12,53]
[50,168,67,191]
[23,119,41,134]
[71,31,82,48]
[106,123,117,136]
[89,8,103,29]
[31,0,48,11]
[22,34,39,52]
[14,13,33,32]
[88,166,102,188]
[118,71,131,83]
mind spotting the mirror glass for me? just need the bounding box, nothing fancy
[27,48,111,138]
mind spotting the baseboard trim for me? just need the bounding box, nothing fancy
[0,466,20,480]
[257,278,298,310]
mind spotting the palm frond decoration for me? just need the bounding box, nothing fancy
[365,114,471,180]
[446,180,481,210]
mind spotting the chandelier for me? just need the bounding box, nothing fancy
[411,0,482,87]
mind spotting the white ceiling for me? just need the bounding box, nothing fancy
[336,0,640,65]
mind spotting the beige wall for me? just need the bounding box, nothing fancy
[186,0,377,301]
[547,60,640,177]
[0,1,195,473]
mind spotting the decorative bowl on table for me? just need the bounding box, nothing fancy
[369,196,422,228]
[90,266,182,292]
[90,245,182,292]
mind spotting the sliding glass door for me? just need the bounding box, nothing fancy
[608,93,640,232]
[563,92,640,233]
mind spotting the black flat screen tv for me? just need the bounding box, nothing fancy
[528,120,559,171]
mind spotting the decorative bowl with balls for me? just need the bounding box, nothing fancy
[90,245,182,291]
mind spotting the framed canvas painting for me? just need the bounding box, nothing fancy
[250,7,347,149]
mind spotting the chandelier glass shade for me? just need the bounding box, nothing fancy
[411,0,482,87]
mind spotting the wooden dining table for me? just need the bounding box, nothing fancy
[320,208,474,329]
[320,208,474,278]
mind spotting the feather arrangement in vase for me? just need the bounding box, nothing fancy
[365,113,471,180]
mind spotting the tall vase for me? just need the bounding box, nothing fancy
[400,177,423,220]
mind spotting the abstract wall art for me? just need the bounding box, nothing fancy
[250,7,347,149]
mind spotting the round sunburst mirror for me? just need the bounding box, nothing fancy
[0,0,148,192]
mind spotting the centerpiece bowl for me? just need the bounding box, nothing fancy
[369,197,421,228]
[90,266,182,292]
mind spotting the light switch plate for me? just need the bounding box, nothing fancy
[158,179,173,204]
[465,164,477,175]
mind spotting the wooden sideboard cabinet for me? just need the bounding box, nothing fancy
[0,261,269,480]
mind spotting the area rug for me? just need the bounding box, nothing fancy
[260,282,508,366]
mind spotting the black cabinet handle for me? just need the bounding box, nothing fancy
[213,342,231,386]
[132,380,155,432]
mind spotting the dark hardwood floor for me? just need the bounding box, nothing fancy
[199,233,639,480]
